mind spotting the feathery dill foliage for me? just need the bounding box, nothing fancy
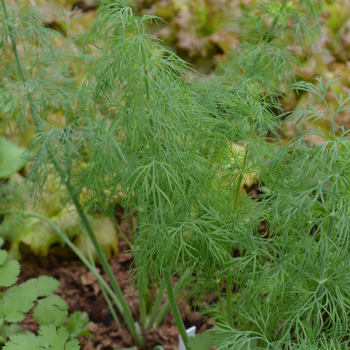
[221,0,324,93]
[215,79,350,349]
[0,1,85,197]
[2,0,350,348]
[80,0,231,287]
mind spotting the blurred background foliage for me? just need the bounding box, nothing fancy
[13,0,350,141]
[1,0,350,259]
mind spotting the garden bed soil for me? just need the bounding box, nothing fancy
[16,216,213,350]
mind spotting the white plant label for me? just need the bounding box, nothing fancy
[178,326,196,350]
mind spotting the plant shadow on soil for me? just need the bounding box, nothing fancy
[16,211,213,350]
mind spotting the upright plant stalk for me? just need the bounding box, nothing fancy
[145,283,165,330]
[264,0,289,46]
[0,1,141,344]
[225,276,233,328]
[139,286,147,327]
[80,219,122,330]
[155,268,192,327]
[164,271,188,348]
[312,117,337,339]
[216,282,227,323]
[225,119,255,327]
[108,210,133,249]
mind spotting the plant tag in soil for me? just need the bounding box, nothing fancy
[179,326,196,350]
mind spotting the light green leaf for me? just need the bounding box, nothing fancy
[2,283,38,322]
[39,325,80,350]
[0,324,29,344]
[66,311,93,339]
[74,214,118,263]
[2,333,41,350]
[36,276,60,297]
[188,332,216,350]
[3,325,80,350]
[4,311,25,324]
[0,137,27,179]
[33,295,69,326]
[0,260,20,287]
[19,221,62,257]
[188,332,251,350]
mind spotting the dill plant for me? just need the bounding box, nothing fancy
[2,0,350,349]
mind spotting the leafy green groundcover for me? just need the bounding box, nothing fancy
[0,247,86,350]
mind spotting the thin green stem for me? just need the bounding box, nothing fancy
[164,271,188,348]
[155,268,192,327]
[134,18,153,130]
[253,0,289,72]
[139,287,147,327]
[233,118,254,214]
[264,0,288,45]
[226,276,233,327]
[79,219,122,330]
[129,214,135,233]
[145,283,165,330]
[227,119,254,328]
[216,282,227,323]
[109,212,133,249]
[1,0,26,83]
[101,286,122,329]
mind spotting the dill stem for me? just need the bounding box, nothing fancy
[313,138,338,338]
[233,118,254,213]
[139,286,147,326]
[145,283,166,330]
[129,214,135,232]
[155,268,192,327]
[101,286,122,329]
[226,275,233,327]
[0,1,141,344]
[164,271,188,348]
[80,220,122,330]
[226,119,255,327]
[216,282,227,323]
[109,212,133,249]
[264,0,289,45]
[134,18,153,129]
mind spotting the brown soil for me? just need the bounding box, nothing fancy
[16,215,213,350]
